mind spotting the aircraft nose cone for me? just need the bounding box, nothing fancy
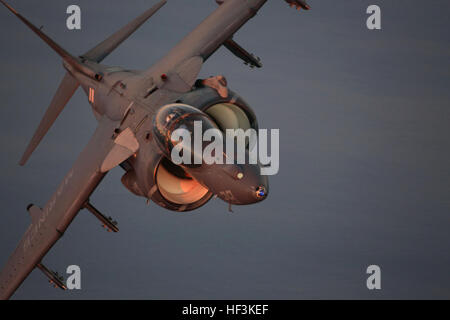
[184,162,269,206]
[253,174,269,202]
[227,164,269,205]
[255,185,268,201]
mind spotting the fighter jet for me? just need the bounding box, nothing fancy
[0,0,311,299]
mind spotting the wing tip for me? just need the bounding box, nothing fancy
[19,146,33,166]
[18,158,28,167]
[0,0,18,15]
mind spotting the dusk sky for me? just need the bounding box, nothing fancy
[0,0,449,299]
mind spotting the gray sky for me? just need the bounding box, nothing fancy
[0,0,449,299]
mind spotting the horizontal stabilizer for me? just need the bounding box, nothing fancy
[223,39,262,69]
[0,1,85,165]
[82,0,167,63]
[19,73,79,166]
[0,0,79,66]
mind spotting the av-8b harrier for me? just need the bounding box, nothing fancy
[0,0,311,299]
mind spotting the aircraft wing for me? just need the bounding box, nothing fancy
[0,116,139,300]
[143,0,311,83]
[142,0,270,88]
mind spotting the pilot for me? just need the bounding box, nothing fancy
[195,75,229,98]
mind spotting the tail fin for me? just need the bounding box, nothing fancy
[1,0,167,165]
[82,0,167,63]
[0,0,80,67]
[0,0,167,72]
[0,0,84,165]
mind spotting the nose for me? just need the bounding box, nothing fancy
[180,161,269,206]
[224,163,269,205]
[252,173,269,202]
[255,185,268,200]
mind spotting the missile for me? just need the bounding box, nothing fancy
[36,263,67,290]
